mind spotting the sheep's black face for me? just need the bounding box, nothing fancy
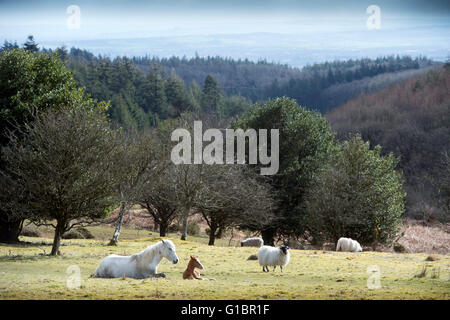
[280,245,289,255]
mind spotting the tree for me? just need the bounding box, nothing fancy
[23,35,39,53]
[108,131,167,245]
[196,165,274,245]
[201,75,222,114]
[0,106,120,255]
[165,75,193,117]
[434,151,450,218]
[232,97,335,244]
[0,48,95,243]
[0,40,19,52]
[138,164,180,237]
[304,135,405,247]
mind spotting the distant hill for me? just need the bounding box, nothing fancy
[133,54,437,112]
[40,47,442,132]
[327,65,450,221]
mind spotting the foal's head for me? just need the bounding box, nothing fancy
[189,256,204,270]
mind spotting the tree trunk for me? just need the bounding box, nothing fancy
[0,217,23,244]
[208,224,218,246]
[216,227,224,239]
[109,202,127,246]
[180,213,188,241]
[159,221,168,237]
[261,228,276,246]
[50,220,65,256]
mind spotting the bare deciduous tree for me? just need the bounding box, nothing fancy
[196,165,274,246]
[137,164,180,237]
[108,131,168,245]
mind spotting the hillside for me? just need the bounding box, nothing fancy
[327,65,450,221]
[60,47,437,129]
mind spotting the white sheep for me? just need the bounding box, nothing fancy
[257,245,290,272]
[241,237,264,247]
[336,237,363,252]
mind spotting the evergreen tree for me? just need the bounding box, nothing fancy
[23,35,39,53]
[201,74,222,113]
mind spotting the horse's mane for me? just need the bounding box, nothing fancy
[132,240,174,264]
[131,241,163,268]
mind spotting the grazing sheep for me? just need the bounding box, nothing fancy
[257,245,290,272]
[336,237,363,252]
[241,237,264,247]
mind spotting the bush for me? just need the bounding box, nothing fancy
[167,224,180,233]
[62,227,94,239]
[305,135,405,245]
[20,226,41,237]
[393,243,407,253]
[187,221,200,236]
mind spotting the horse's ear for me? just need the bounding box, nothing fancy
[161,239,165,244]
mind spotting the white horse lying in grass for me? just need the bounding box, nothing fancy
[94,239,179,279]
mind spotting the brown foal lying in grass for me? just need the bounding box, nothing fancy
[182,256,216,280]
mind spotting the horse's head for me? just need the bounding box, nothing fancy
[190,256,204,270]
[161,239,179,264]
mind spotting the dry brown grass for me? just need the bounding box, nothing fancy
[396,219,450,254]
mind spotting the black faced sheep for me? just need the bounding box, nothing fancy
[257,245,290,272]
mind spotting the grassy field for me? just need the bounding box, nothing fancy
[0,226,449,300]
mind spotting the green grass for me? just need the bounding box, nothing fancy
[0,226,449,300]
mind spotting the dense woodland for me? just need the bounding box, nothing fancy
[0,37,448,254]
[39,45,437,130]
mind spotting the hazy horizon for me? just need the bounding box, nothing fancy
[1,0,449,67]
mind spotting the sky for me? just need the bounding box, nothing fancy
[1,0,449,66]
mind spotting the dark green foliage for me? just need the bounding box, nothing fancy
[304,135,405,246]
[0,40,19,52]
[133,53,433,112]
[23,35,39,53]
[201,75,222,113]
[233,97,335,243]
[0,106,119,255]
[0,48,97,243]
[0,49,91,146]
[61,49,253,129]
[266,56,430,112]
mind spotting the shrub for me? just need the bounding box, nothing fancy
[393,243,406,253]
[304,135,405,246]
[20,226,41,237]
[187,221,200,236]
[168,224,180,233]
[62,227,94,239]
